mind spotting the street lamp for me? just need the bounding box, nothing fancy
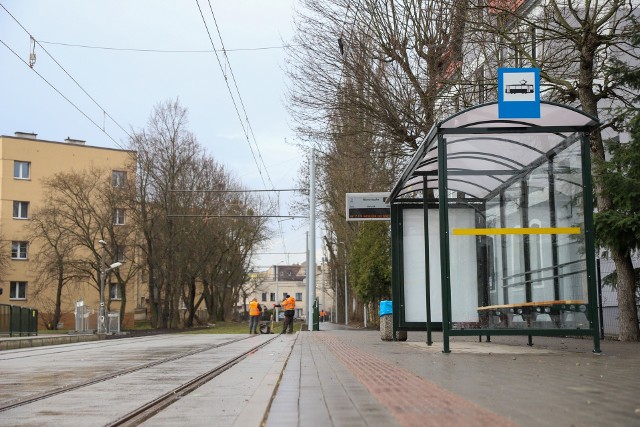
[98,239,123,334]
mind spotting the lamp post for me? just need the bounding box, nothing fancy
[98,239,123,334]
[98,240,106,334]
[275,264,279,322]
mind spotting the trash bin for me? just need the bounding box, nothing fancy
[379,301,406,341]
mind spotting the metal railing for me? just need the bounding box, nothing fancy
[75,300,92,332]
[0,304,38,337]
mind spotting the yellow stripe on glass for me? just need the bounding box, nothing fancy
[452,227,581,236]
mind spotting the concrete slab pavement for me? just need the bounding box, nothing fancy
[268,324,640,427]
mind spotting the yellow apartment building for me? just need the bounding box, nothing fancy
[0,132,138,330]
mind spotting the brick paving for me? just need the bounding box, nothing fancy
[316,333,516,427]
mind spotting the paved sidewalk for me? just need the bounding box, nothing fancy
[265,324,640,427]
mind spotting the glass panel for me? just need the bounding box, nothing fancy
[527,162,555,302]
[503,181,526,306]
[450,133,590,330]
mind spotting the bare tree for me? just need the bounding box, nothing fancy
[130,99,271,327]
[29,205,84,330]
[33,166,139,329]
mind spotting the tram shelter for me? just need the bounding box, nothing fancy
[389,101,601,353]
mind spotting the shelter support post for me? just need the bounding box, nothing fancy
[438,134,452,353]
[580,132,601,353]
[423,181,433,346]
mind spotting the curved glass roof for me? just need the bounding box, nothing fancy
[390,101,599,201]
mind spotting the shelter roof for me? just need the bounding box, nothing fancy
[389,101,599,201]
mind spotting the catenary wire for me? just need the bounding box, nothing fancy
[0,2,132,143]
[204,0,290,254]
[39,40,291,53]
[195,0,268,190]
[196,0,290,256]
[0,37,126,150]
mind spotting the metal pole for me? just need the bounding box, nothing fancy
[99,241,106,334]
[321,256,325,319]
[597,258,604,339]
[306,232,310,328]
[309,149,316,330]
[334,267,338,323]
[364,304,367,328]
[344,258,348,326]
[275,264,279,322]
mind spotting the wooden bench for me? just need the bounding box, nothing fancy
[477,300,588,328]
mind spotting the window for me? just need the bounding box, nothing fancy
[269,292,275,302]
[114,208,125,225]
[13,201,29,219]
[14,161,30,179]
[115,246,125,262]
[10,281,27,300]
[261,292,267,302]
[112,170,126,188]
[295,293,302,301]
[11,241,28,259]
[109,282,121,300]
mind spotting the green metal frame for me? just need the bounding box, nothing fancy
[389,101,601,353]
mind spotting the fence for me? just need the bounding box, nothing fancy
[0,304,38,337]
[74,300,121,334]
[597,257,640,338]
[75,300,92,332]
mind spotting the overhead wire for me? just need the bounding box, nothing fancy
[196,0,291,256]
[205,0,291,257]
[39,40,291,53]
[0,2,132,147]
[206,0,275,191]
[194,0,268,190]
[0,38,125,149]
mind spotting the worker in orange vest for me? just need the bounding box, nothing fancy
[249,297,261,334]
[281,294,296,334]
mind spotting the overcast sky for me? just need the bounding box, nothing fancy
[0,0,316,269]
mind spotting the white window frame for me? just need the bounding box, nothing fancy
[10,281,27,300]
[112,170,126,188]
[14,161,30,179]
[109,282,121,300]
[11,241,28,259]
[114,208,126,225]
[13,201,29,219]
[295,292,303,301]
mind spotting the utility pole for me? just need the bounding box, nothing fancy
[309,149,316,330]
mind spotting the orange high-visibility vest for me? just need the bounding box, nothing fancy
[283,296,296,311]
[249,300,260,316]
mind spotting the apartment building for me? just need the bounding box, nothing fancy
[0,132,137,329]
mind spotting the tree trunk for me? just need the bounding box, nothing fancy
[611,249,640,341]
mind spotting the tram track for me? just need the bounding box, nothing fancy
[0,334,178,361]
[106,334,280,426]
[0,334,258,413]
